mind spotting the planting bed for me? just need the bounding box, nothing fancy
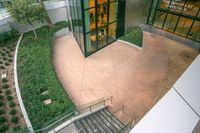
[18,22,75,130]
[0,41,26,132]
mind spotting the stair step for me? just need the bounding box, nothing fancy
[88,115,106,133]
[79,119,93,133]
[74,121,87,133]
[96,112,118,133]
[101,111,121,131]
[104,109,125,128]
[84,117,99,133]
[92,113,113,133]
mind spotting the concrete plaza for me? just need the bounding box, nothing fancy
[53,32,198,124]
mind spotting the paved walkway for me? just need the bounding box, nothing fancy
[53,32,198,124]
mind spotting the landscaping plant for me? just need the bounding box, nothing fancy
[4,0,47,39]
[18,22,75,129]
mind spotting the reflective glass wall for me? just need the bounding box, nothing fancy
[69,0,126,57]
[83,0,121,56]
[148,0,200,43]
[69,0,85,54]
[125,0,152,33]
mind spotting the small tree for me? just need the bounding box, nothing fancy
[4,0,47,39]
[37,0,53,27]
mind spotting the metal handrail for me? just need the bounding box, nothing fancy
[77,96,113,113]
[34,110,76,133]
[34,96,113,132]
[119,120,133,133]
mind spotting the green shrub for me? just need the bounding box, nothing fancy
[18,22,75,129]
[11,116,19,124]
[3,57,7,60]
[9,109,17,115]
[2,84,9,89]
[0,109,5,115]
[10,48,15,52]
[5,90,11,95]
[1,53,6,56]
[2,78,8,83]
[0,61,3,64]
[0,65,5,69]
[0,116,6,124]
[0,101,4,107]
[9,101,16,107]
[8,58,13,62]
[0,95,4,99]
[12,126,28,133]
[120,26,143,48]
[4,62,10,66]
[8,54,13,58]
[7,95,13,101]
[0,27,19,46]
[0,124,9,132]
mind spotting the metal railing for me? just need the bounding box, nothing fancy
[77,96,113,113]
[34,109,76,133]
[119,120,134,133]
[34,96,113,133]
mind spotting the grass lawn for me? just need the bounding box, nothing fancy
[17,22,75,129]
[120,26,143,48]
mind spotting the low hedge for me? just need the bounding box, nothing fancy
[18,22,75,129]
[120,26,143,48]
[0,28,19,46]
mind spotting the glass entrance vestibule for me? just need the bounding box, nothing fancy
[69,0,126,57]
[148,0,200,43]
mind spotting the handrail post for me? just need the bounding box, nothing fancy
[122,106,125,113]
[90,106,92,112]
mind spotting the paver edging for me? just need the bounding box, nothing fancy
[14,33,34,132]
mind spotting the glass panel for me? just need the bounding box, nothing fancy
[163,13,179,32]
[153,11,167,28]
[175,17,193,37]
[158,0,171,10]
[188,20,200,42]
[85,8,96,33]
[110,0,118,2]
[109,2,118,23]
[85,31,98,54]
[182,0,200,16]
[97,27,107,48]
[108,22,117,43]
[97,0,108,6]
[84,0,95,9]
[97,5,108,28]
[160,0,187,13]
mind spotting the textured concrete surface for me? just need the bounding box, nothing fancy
[53,32,198,124]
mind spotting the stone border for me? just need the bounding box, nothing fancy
[14,33,34,132]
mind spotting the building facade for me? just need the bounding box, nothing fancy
[69,0,200,57]
[69,0,126,57]
[148,0,200,43]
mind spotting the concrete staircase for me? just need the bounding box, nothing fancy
[74,108,125,133]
